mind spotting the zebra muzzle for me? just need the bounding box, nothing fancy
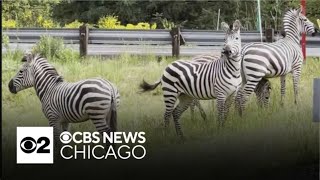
[8,80,17,94]
[222,50,232,56]
[222,46,232,56]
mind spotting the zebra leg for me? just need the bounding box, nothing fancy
[195,99,207,121]
[91,118,112,148]
[225,93,235,119]
[172,95,194,139]
[239,80,262,116]
[189,99,196,121]
[189,99,206,121]
[280,75,286,106]
[48,119,64,159]
[292,70,301,105]
[61,122,70,132]
[163,92,178,128]
[235,88,243,116]
[217,94,226,127]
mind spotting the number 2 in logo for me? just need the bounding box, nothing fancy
[20,136,51,154]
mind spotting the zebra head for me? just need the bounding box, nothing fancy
[254,78,272,108]
[293,6,315,36]
[221,20,242,58]
[8,52,36,94]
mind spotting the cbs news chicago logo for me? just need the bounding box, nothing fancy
[16,127,146,164]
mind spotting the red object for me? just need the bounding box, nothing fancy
[301,0,306,61]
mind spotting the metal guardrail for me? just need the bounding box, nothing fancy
[2,27,320,57]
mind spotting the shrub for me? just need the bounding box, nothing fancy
[32,35,79,62]
[3,19,17,28]
[36,15,57,28]
[98,15,120,29]
[161,18,175,29]
[2,34,10,49]
[64,20,83,28]
[32,35,65,59]
[98,15,157,30]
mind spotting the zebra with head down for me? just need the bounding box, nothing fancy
[236,6,316,116]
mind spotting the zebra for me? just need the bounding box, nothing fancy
[189,54,272,120]
[188,54,220,121]
[8,52,120,147]
[139,20,242,139]
[236,7,316,116]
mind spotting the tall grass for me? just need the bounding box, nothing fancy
[2,50,319,166]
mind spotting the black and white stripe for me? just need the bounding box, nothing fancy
[8,53,120,146]
[236,7,315,115]
[190,54,272,120]
[140,20,242,138]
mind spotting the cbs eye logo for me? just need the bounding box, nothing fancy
[59,131,72,144]
[20,136,50,154]
[17,127,54,164]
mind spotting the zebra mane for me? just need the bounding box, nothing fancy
[284,8,300,19]
[32,54,64,83]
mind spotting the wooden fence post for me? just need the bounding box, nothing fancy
[79,24,89,57]
[265,28,274,42]
[313,78,320,122]
[170,27,181,58]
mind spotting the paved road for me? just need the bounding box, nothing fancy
[2,43,320,57]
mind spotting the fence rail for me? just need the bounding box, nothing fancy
[3,26,320,57]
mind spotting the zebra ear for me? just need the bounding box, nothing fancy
[221,22,229,32]
[22,52,33,63]
[232,20,241,32]
[296,5,302,16]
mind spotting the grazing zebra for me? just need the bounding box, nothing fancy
[254,78,272,108]
[8,53,120,147]
[236,7,315,116]
[139,20,242,138]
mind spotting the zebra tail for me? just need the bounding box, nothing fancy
[139,79,161,92]
[109,96,117,132]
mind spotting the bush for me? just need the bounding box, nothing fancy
[32,35,65,59]
[64,20,83,28]
[32,35,79,62]
[36,15,58,28]
[98,15,157,29]
[98,15,120,29]
[2,34,10,49]
[3,19,17,28]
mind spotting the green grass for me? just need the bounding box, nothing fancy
[2,51,319,166]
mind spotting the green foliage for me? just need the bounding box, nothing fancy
[2,19,17,28]
[160,18,175,30]
[31,35,78,62]
[2,0,319,30]
[2,0,60,28]
[98,15,157,29]
[64,20,83,28]
[2,34,10,49]
[98,15,121,29]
